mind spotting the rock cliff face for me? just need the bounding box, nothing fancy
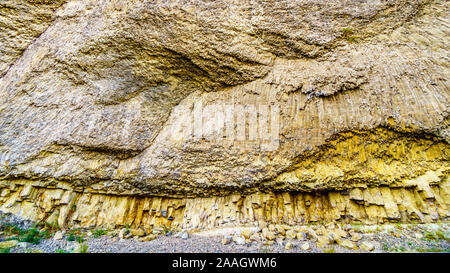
[0,0,448,231]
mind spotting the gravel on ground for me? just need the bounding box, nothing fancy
[1,212,449,253]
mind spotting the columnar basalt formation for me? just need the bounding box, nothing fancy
[0,0,448,231]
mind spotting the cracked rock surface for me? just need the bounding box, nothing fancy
[0,0,448,229]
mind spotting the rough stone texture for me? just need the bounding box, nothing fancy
[0,0,449,230]
[0,0,68,77]
[0,175,448,230]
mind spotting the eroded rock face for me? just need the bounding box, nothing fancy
[0,0,68,77]
[0,0,448,230]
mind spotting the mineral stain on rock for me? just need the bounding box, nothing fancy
[0,0,448,232]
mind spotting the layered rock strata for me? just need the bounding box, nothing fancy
[0,170,448,231]
[0,0,449,231]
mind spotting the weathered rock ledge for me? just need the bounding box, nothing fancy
[0,171,448,231]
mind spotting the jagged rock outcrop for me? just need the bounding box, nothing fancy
[0,0,448,230]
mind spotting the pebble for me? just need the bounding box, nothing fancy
[300,242,310,251]
[306,229,318,242]
[233,236,246,245]
[240,229,253,239]
[316,236,330,248]
[53,231,64,240]
[221,236,231,245]
[17,242,29,248]
[276,238,285,247]
[360,241,375,252]
[249,233,260,242]
[258,221,267,230]
[0,240,18,248]
[333,228,348,239]
[275,225,286,236]
[285,242,293,250]
[350,232,362,242]
[338,239,356,249]
[285,229,296,240]
[139,234,157,242]
[296,232,306,240]
[1,212,449,253]
[118,228,128,239]
[130,229,145,237]
[262,228,275,241]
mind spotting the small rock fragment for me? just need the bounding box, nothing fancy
[306,229,318,242]
[300,242,310,251]
[233,236,246,245]
[360,241,375,252]
[350,232,362,242]
[0,240,18,248]
[338,239,357,249]
[316,236,330,248]
[181,232,189,240]
[334,228,348,239]
[53,231,64,240]
[268,224,276,232]
[285,229,296,240]
[118,228,128,239]
[276,238,285,247]
[275,225,286,236]
[17,242,29,248]
[249,233,260,242]
[139,234,157,242]
[258,221,267,230]
[285,242,293,250]
[296,232,306,241]
[326,222,336,230]
[262,228,275,241]
[240,229,253,239]
[130,228,146,237]
[222,236,232,245]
